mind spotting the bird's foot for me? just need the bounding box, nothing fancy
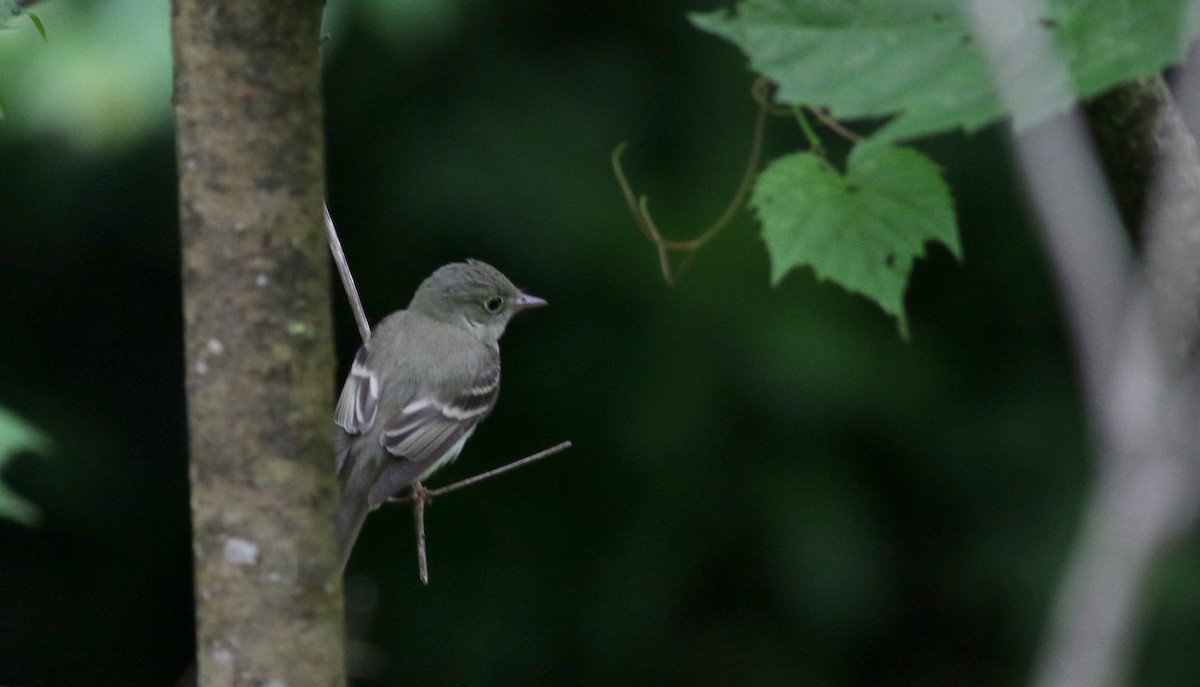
[410,480,433,507]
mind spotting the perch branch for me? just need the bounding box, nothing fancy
[388,441,574,584]
[389,441,574,504]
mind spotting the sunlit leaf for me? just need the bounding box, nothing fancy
[751,145,959,336]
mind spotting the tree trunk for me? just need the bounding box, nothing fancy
[172,1,344,685]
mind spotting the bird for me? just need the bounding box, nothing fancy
[333,260,546,569]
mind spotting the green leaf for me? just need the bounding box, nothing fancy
[691,0,1198,143]
[0,406,51,526]
[28,12,46,42]
[751,145,959,337]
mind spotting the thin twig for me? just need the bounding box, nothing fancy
[412,481,429,584]
[611,77,774,284]
[752,77,790,116]
[389,441,573,583]
[324,202,371,342]
[389,441,574,504]
[423,440,573,498]
[807,106,862,142]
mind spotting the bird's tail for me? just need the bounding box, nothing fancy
[335,443,382,571]
[335,493,370,572]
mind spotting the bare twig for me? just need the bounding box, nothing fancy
[389,441,574,504]
[612,77,773,284]
[807,106,862,142]
[388,441,573,583]
[324,202,371,342]
[611,78,865,285]
[430,440,574,497]
[411,481,429,585]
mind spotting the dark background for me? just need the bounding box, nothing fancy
[2,1,1198,685]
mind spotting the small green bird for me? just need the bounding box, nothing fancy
[334,260,546,568]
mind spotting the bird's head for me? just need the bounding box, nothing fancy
[409,259,546,344]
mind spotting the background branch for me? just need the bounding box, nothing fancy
[325,203,371,342]
[969,4,1200,687]
[612,77,773,284]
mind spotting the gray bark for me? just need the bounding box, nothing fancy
[173,1,345,685]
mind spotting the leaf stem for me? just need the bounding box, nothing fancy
[794,106,824,153]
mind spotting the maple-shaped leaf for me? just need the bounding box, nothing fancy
[751,145,959,336]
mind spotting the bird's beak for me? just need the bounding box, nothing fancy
[515,292,548,310]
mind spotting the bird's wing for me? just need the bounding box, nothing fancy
[334,345,381,472]
[335,345,380,435]
[366,350,501,505]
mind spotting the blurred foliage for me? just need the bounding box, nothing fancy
[0,406,49,524]
[0,1,46,43]
[1,1,1199,687]
[693,0,1200,141]
[0,0,170,149]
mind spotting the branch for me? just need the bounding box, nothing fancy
[810,109,860,142]
[610,78,866,286]
[390,441,574,504]
[1085,74,1200,366]
[968,4,1200,687]
[325,203,371,342]
[388,441,574,584]
[611,77,773,284]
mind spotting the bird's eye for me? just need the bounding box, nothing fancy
[484,296,504,313]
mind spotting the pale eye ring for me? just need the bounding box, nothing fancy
[484,296,504,313]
